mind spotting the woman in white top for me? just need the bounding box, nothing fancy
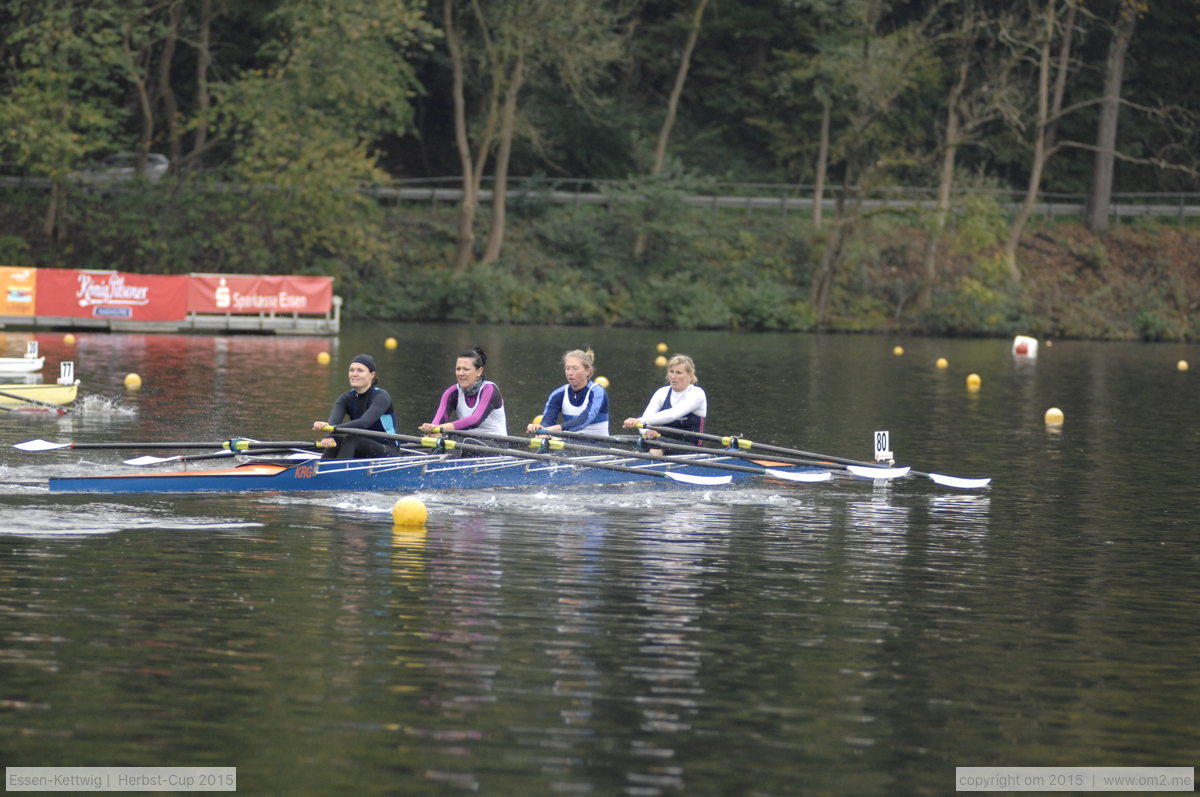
[623,354,707,446]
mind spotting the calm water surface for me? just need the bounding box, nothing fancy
[0,324,1197,795]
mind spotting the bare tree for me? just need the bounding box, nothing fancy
[917,1,1019,310]
[632,0,710,258]
[445,0,624,271]
[1002,0,1078,283]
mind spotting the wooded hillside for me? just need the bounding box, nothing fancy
[2,0,1198,339]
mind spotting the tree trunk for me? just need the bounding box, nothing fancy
[1085,3,1136,234]
[446,0,478,274]
[42,180,61,240]
[158,0,182,169]
[123,30,155,169]
[481,53,524,264]
[633,0,710,257]
[918,36,971,311]
[192,0,212,161]
[813,97,830,229]
[811,184,853,324]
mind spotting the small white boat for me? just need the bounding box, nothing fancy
[0,355,45,373]
[0,342,46,373]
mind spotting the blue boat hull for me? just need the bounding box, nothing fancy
[48,452,800,494]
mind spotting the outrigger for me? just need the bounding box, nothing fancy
[13,426,989,495]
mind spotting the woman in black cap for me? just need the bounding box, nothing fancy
[311,353,402,459]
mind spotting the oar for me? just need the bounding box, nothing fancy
[536,425,861,471]
[0,389,71,415]
[122,448,323,467]
[433,427,831,483]
[324,425,732,486]
[642,425,991,489]
[14,437,322,453]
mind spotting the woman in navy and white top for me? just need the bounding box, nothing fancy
[623,354,707,445]
[420,346,508,437]
[528,348,609,438]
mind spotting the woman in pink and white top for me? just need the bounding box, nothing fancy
[419,346,508,438]
[622,354,707,446]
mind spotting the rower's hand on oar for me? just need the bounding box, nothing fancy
[527,423,561,435]
[418,423,447,434]
[623,418,658,438]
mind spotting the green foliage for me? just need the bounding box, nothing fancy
[0,0,127,211]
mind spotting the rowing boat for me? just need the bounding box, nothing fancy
[0,356,44,374]
[46,450,824,494]
[0,380,79,407]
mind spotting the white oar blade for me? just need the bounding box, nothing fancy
[765,468,832,483]
[123,455,180,466]
[928,473,991,489]
[14,439,70,452]
[665,471,733,486]
[846,464,911,480]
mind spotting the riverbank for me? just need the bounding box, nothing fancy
[2,187,1196,340]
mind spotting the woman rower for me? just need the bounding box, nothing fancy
[312,353,403,459]
[527,348,609,438]
[623,354,707,446]
[419,346,508,438]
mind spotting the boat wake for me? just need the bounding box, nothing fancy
[0,501,263,538]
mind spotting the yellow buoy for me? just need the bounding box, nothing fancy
[124,373,142,390]
[532,414,543,427]
[594,375,610,388]
[392,497,427,527]
[384,337,398,350]
[966,373,981,391]
[317,351,331,365]
[935,357,949,369]
[63,333,77,345]
[892,345,904,356]
[654,355,668,367]
[656,342,668,353]
[1177,359,1189,372]
[1044,407,1064,426]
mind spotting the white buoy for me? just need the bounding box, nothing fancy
[1044,407,1064,426]
[1012,335,1038,358]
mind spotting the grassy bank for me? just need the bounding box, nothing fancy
[2,185,1196,341]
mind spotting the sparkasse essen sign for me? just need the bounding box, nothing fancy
[187,274,333,314]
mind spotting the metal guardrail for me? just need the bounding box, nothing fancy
[363,178,1200,220]
[5,174,1200,220]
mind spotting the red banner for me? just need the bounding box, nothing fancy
[35,269,188,321]
[187,274,333,315]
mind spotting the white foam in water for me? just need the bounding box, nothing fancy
[74,394,138,416]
